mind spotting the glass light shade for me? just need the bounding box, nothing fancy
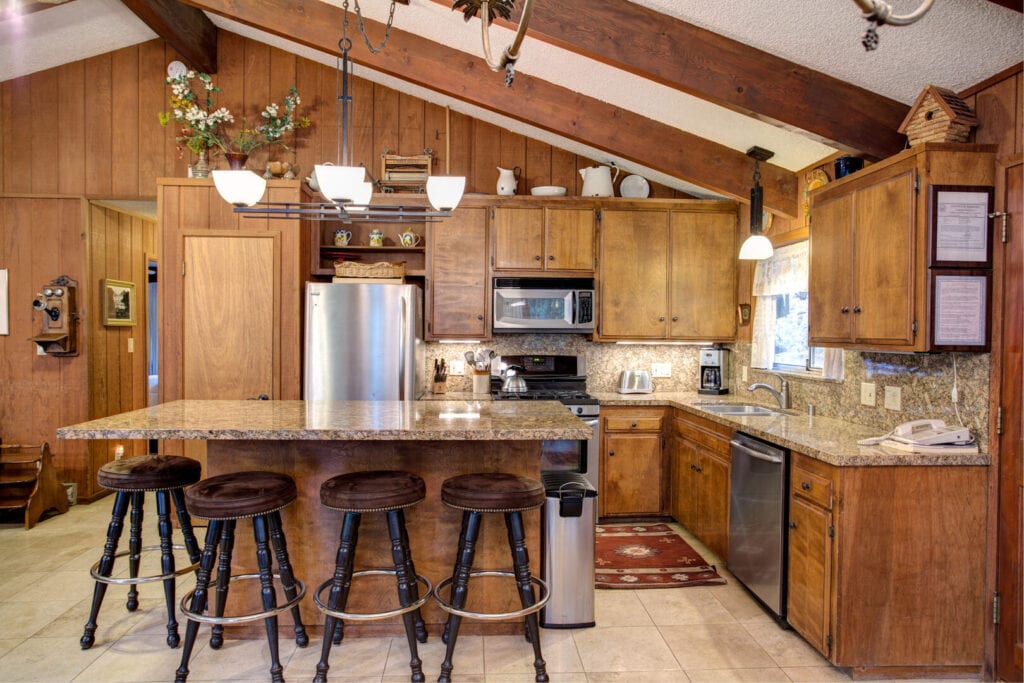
[212,170,267,207]
[345,182,374,211]
[426,176,466,211]
[315,164,366,203]
[738,233,774,260]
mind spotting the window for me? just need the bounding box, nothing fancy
[772,292,823,371]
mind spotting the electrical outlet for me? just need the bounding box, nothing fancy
[741,366,748,382]
[127,338,134,353]
[449,359,465,376]
[884,386,902,410]
[860,382,876,406]
[651,362,671,378]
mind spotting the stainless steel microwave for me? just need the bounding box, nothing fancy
[492,278,595,333]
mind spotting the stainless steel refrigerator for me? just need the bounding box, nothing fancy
[303,282,425,400]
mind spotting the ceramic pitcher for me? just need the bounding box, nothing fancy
[496,166,521,195]
[579,165,619,197]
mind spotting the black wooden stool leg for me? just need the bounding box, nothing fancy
[126,491,145,612]
[314,512,360,683]
[268,510,308,647]
[176,520,223,683]
[253,514,284,683]
[156,490,181,648]
[505,512,548,683]
[386,509,425,683]
[438,511,481,683]
[209,521,236,649]
[80,491,131,649]
[441,511,470,645]
[170,488,201,564]
[397,509,429,644]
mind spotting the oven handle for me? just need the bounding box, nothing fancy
[729,440,783,464]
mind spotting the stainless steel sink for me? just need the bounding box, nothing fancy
[698,403,784,416]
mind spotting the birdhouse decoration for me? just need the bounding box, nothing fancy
[898,84,978,146]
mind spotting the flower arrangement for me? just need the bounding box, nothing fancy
[159,70,310,159]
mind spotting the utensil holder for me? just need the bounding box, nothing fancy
[472,371,490,394]
[432,381,448,394]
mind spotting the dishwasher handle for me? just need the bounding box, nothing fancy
[730,439,784,464]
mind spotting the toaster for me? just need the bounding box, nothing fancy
[617,370,653,394]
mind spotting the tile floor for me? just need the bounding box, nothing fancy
[0,499,971,683]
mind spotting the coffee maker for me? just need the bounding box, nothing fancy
[698,348,730,395]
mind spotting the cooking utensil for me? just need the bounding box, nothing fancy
[465,351,476,365]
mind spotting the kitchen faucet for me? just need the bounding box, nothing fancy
[747,373,790,409]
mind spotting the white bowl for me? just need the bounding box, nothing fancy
[530,185,567,196]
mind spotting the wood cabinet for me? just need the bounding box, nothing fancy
[426,205,490,340]
[600,407,666,517]
[597,201,738,341]
[0,442,68,529]
[492,206,595,273]
[670,409,731,560]
[808,143,995,351]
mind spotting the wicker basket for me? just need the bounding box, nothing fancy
[334,260,406,279]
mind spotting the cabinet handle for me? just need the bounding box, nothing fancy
[695,465,702,473]
[534,255,542,261]
[476,314,483,320]
[801,481,811,491]
[631,422,638,428]
[789,521,797,529]
[853,306,862,314]
[840,307,850,314]
[689,463,696,470]
[548,255,555,261]
[659,316,666,322]
[609,450,615,457]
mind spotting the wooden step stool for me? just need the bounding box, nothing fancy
[0,442,69,529]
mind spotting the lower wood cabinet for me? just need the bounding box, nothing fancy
[599,407,666,517]
[787,456,834,657]
[670,409,731,561]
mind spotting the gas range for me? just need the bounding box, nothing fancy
[489,354,598,417]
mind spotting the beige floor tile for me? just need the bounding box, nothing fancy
[572,626,681,673]
[659,623,776,671]
[707,585,775,624]
[383,633,484,678]
[40,596,152,645]
[0,639,22,659]
[782,665,854,681]
[0,636,110,683]
[585,672,691,682]
[636,588,736,626]
[0,599,81,640]
[73,633,197,682]
[487,673,588,682]
[0,571,47,602]
[742,622,831,667]
[483,630,582,675]
[184,635,299,681]
[593,589,654,627]
[684,667,790,682]
[285,635,392,678]
[13,570,98,604]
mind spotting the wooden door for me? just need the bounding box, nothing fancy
[182,232,279,400]
[602,432,662,516]
[671,434,699,532]
[808,192,854,345]
[492,207,544,270]
[598,209,669,339]
[545,208,595,271]
[698,449,730,561]
[427,206,489,339]
[788,494,833,657]
[995,159,1022,683]
[852,166,917,347]
[668,209,737,340]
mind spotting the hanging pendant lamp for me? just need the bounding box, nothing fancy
[738,146,775,261]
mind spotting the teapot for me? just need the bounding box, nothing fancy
[579,164,619,197]
[397,229,421,247]
[496,166,521,196]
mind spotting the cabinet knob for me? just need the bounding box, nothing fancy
[609,450,615,457]
[659,316,666,322]
[695,465,702,473]
[672,315,679,321]
[548,255,555,261]
[840,307,850,314]
[801,481,811,491]
[534,254,542,261]
[789,521,797,529]
[476,314,484,320]
[690,463,696,470]
[631,422,638,428]
[853,306,862,314]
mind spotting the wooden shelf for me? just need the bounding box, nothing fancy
[0,443,69,528]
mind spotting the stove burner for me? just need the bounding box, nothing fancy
[490,389,598,405]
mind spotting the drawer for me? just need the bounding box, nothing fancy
[791,465,833,510]
[605,415,662,432]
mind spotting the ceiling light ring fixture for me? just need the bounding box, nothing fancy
[459,0,534,87]
[852,0,935,51]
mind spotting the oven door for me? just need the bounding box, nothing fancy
[541,415,600,491]
[493,288,575,331]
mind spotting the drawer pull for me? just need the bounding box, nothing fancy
[609,450,615,457]
[789,521,797,529]
[801,482,812,491]
[631,422,638,428]
[694,465,702,473]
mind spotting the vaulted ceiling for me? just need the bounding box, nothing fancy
[2,0,1022,215]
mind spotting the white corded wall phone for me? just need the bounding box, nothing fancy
[858,419,973,447]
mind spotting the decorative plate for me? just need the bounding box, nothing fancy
[802,168,830,220]
[620,174,650,198]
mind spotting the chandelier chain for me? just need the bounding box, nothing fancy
[341,0,396,55]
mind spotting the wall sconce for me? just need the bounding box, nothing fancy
[738,146,774,261]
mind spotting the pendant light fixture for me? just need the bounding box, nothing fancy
[738,146,775,261]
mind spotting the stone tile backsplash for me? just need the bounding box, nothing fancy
[426,336,991,451]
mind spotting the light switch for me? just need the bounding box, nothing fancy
[884,386,902,410]
[651,362,671,378]
[127,338,134,353]
[860,382,876,406]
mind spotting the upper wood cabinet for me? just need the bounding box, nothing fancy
[596,201,738,341]
[426,205,490,340]
[808,143,995,352]
[492,206,595,273]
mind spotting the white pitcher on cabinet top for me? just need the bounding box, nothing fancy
[579,165,618,197]
[496,166,520,195]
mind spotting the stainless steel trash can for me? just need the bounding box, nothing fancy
[540,471,597,628]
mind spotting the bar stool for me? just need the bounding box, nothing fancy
[80,454,202,650]
[175,471,308,683]
[434,472,550,683]
[313,470,431,683]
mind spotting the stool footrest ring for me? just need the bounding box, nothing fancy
[179,574,306,626]
[433,570,549,621]
[89,544,199,585]
[314,569,432,621]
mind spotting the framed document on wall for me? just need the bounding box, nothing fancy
[929,185,994,268]
[929,269,991,351]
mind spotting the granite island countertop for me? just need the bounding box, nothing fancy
[57,399,592,441]
[592,391,990,467]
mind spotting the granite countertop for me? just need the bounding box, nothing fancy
[57,399,592,441]
[592,391,990,467]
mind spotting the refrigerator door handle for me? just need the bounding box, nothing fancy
[398,294,407,400]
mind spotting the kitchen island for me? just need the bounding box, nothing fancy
[58,399,591,636]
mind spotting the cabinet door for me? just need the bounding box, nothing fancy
[602,432,663,516]
[427,207,489,339]
[493,207,544,270]
[668,210,737,340]
[809,193,854,345]
[852,167,917,347]
[598,209,669,339]
[671,435,700,533]
[546,208,595,271]
[788,494,833,657]
[698,449,730,561]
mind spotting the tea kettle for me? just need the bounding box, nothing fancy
[579,165,619,197]
[501,365,527,392]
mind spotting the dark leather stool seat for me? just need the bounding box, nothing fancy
[434,472,549,683]
[80,454,202,651]
[176,471,307,683]
[313,471,430,683]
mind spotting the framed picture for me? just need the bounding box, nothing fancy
[929,185,994,268]
[102,279,136,326]
[929,268,991,351]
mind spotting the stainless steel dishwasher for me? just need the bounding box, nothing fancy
[727,431,789,620]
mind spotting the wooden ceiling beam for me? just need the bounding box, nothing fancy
[121,0,217,74]
[177,0,798,216]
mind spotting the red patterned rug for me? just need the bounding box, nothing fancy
[595,523,726,589]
